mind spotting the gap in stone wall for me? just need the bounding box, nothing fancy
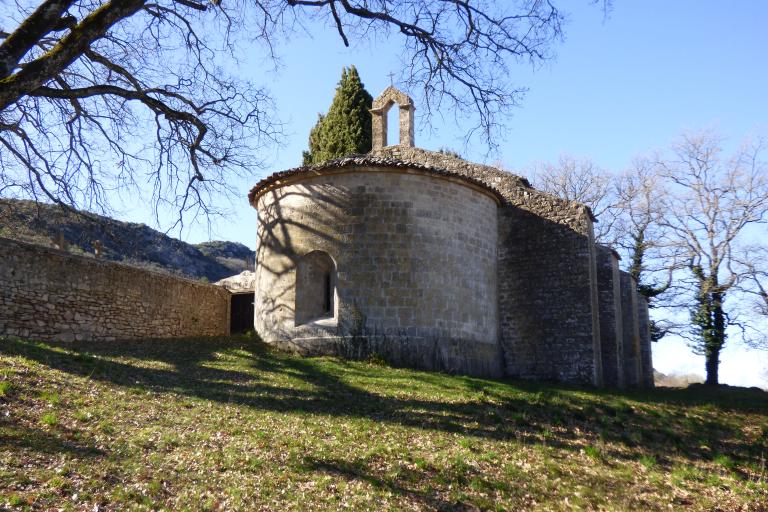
[386,105,398,147]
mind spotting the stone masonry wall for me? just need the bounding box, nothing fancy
[368,147,602,386]
[0,237,230,342]
[620,271,642,387]
[497,207,600,385]
[254,169,502,377]
[587,223,603,386]
[596,245,624,388]
[637,295,654,388]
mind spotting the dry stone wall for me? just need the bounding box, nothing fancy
[0,237,230,342]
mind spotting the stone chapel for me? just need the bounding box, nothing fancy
[248,86,653,388]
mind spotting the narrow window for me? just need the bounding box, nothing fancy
[323,271,332,314]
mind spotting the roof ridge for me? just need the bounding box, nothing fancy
[248,148,531,206]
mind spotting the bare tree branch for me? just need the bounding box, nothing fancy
[529,154,620,243]
[0,0,573,228]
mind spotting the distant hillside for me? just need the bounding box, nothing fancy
[654,369,705,388]
[0,199,254,282]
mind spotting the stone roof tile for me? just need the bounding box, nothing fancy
[247,151,515,205]
[247,146,596,229]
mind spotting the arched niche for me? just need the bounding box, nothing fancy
[294,250,337,325]
[370,86,415,149]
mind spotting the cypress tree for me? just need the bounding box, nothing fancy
[302,66,373,165]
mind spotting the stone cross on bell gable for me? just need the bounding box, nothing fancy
[369,86,415,149]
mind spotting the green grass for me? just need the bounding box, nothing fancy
[39,412,57,427]
[639,454,657,469]
[1,335,767,511]
[38,391,59,405]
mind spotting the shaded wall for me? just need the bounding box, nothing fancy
[498,208,601,385]
[254,169,502,377]
[637,295,654,388]
[596,246,624,388]
[0,237,230,342]
[620,271,642,387]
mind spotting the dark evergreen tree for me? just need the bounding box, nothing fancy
[302,66,373,165]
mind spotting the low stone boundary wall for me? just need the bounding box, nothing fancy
[0,237,230,342]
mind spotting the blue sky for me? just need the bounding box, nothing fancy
[120,1,768,386]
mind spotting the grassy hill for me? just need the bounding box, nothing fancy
[1,335,766,511]
[0,199,254,282]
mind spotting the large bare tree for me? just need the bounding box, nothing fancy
[659,131,768,385]
[614,158,669,292]
[0,0,569,227]
[529,154,621,243]
[613,157,675,340]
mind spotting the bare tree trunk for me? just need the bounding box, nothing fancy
[705,293,726,385]
[705,347,720,385]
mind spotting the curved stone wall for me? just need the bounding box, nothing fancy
[253,168,501,376]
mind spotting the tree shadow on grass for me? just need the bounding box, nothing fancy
[1,336,766,470]
[0,420,104,458]
[301,455,488,512]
